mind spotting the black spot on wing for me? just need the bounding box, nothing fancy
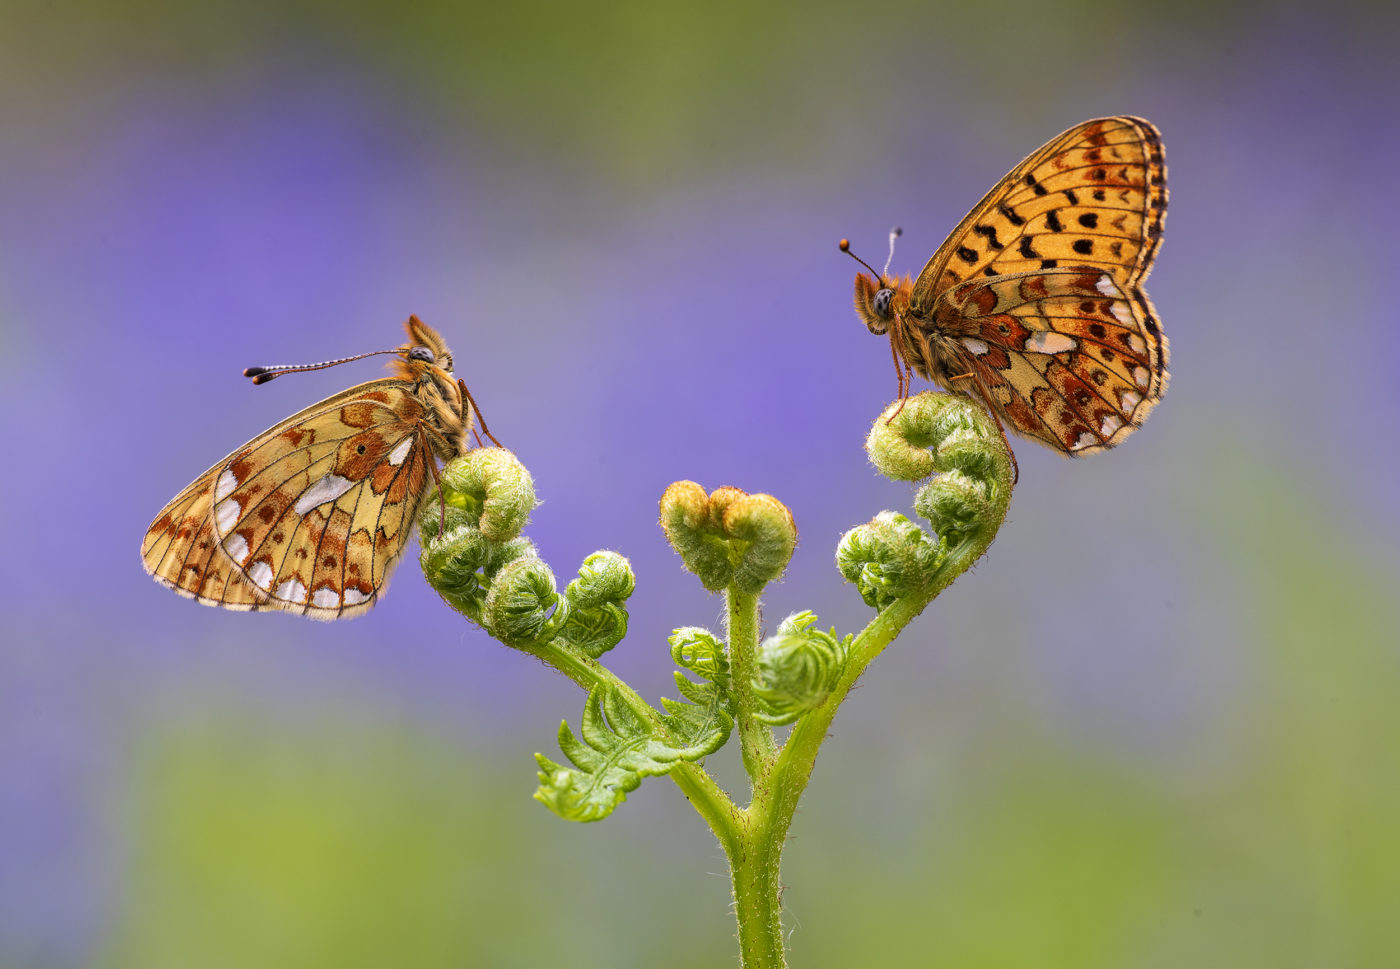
[972,224,1004,250]
[997,202,1025,227]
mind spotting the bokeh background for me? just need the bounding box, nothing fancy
[3,1,1397,966]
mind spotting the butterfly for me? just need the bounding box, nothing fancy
[141,315,491,619]
[843,116,1168,456]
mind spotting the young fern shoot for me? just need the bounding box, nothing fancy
[417,390,1013,969]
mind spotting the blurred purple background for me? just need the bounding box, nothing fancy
[2,2,1398,966]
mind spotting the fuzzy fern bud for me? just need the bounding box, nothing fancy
[558,552,635,658]
[865,393,1012,548]
[659,482,797,593]
[659,482,738,590]
[419,449,540,625]
[865,393,997,481]
[751,612,846,724]
[836,512,942,610]
[914,477,989,547]
[482,555,563,648]
[434,447,537,543]
[669,627,729,687]
[419,518,494,620]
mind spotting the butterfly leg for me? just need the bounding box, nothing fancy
[885,314,915,424]
[458,379,503,449]
[415,423,451,531]
[949,370,1019,484]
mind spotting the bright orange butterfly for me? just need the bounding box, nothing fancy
[141,315,487,619]
[845,116,1168,455]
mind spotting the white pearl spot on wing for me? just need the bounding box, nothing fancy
[312,587,340,609]
[1094,275,1120,298]
[1072,432,1097,450]
[215,467,239,501]
[1132,366,1150,389]
[222,532,251,567]
[215,498,241,534]
[275,578,308,604]
[1100,414,1122,437]
[294,474,356,516]
[961,337,990,356]
[1027,331,1078,354]
[387,437,414,467]
[1120,389,1142,412]
[247,560,275,592]
[1128,334,1148,355]
[343,588,369,606]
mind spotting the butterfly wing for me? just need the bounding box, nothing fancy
[929,269,1161,454]
[142,379,436,619]
[910,116,1166,302]
[905,116,1167,454]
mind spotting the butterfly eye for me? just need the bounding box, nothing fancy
[407,346,436,363]
[872,288,894,319]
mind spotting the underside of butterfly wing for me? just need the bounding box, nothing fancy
[142,381,436,619]
[915,268,1165,455]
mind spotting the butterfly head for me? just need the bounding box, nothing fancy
[398,314,454,376]
[842,232,911,336]
[851,269,912,336]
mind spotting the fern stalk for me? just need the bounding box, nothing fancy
[419,391,1013,969]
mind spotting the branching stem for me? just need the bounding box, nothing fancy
[717,531,1001,968]
[420,394,1013,969]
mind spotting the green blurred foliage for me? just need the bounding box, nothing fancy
[7,0,1335,191]
[100,714,737,969]
[97,452,1398,967]
[786,452,1400,967]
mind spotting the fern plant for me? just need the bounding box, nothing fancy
[418,391,1014,969]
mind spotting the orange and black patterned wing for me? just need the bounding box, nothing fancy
[907,117,1168,454]
[910,117,1166,306]
[141,379,436,619]
[930,269,1162,454]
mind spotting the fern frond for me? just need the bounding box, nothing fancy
[535,684,728,822]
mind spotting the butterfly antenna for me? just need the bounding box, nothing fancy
[839,238,886,285]
[882,226,903,280]
[242,348,402,385]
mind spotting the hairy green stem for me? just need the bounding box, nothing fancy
[721,585,785,966]
[727,807,785,969]
[424,397,1013,969]
[725,532,1000,968]
[727,588,778,780]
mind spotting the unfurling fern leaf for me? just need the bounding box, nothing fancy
[535,628,734,822]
